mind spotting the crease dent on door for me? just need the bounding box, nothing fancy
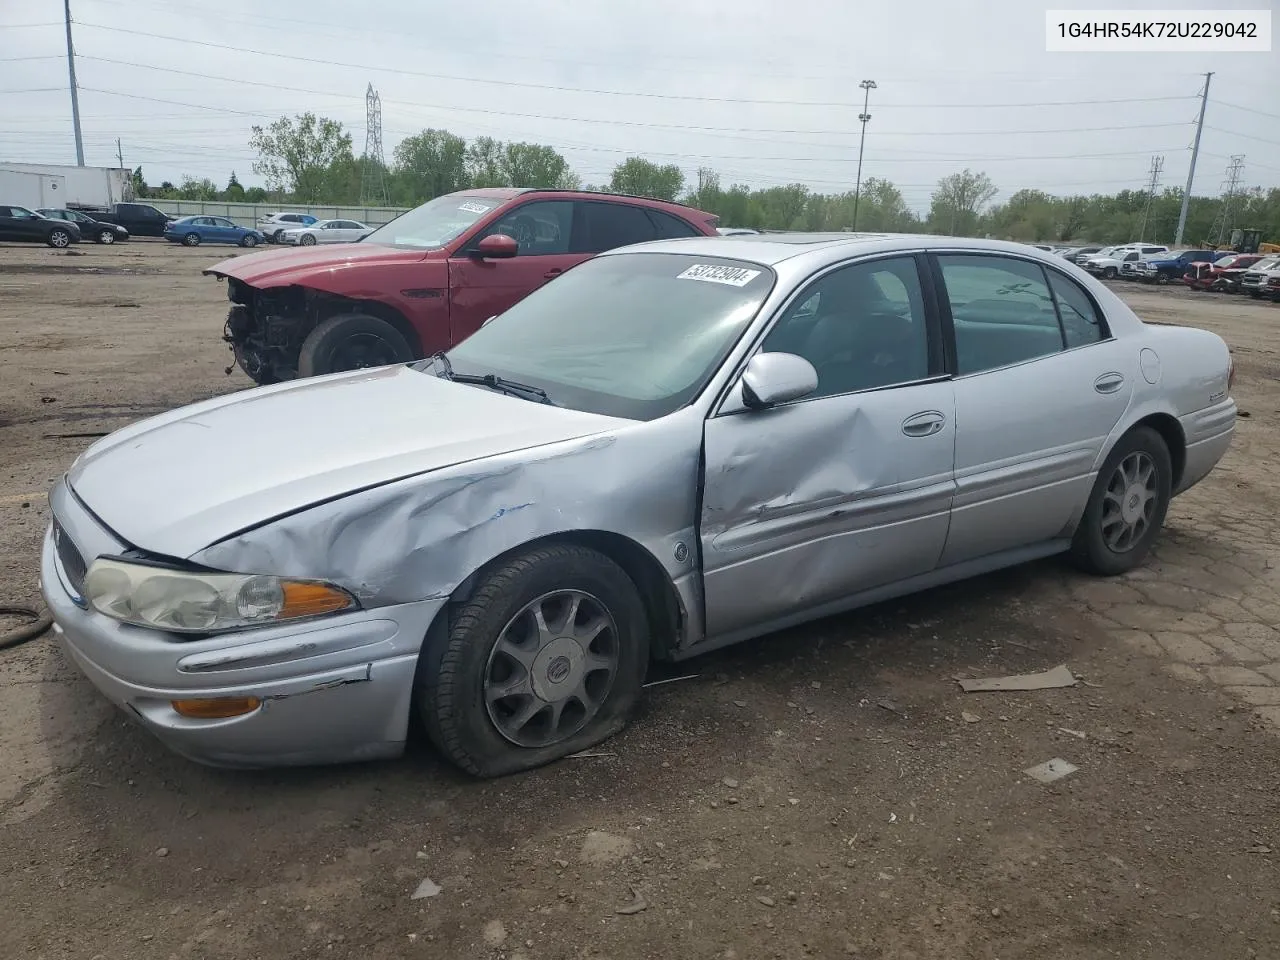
[700,391,956,633]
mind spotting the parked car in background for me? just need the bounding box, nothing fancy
[1060,245,1104,263]
[37,207,130,244]
[1240,257,1280,300]
[278,219,373,246]
[78,201,173,237]
[206,187,721,385]
[1132,249,1218,285]
[1183,254,1265,292]
[165,216,264,248]
[0,204,81,246]
[44,235,1237,774]
[1117,245,1174,280]
[257,212,318,243]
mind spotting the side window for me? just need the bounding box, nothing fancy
[480,200,572,255]
[1046,270,1107,348]
[573,201,657,253]
[938,255,1064,375]
[760,256,930,400]
[647,209,700,239]
[215,218,234,227]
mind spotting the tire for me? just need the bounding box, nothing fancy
[300,233,317,246]
[182,232,201,247]
[1070,426,1172,577]
[240,234,258,248]
[417,543,650,778]
[1155,273,1169,285]
[97,230,116,245]
[1103,266,1118,279]
[47,229,71,249]
[296,313,415,377]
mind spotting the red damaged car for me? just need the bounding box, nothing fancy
[1182,253,1265,293]
[205,188,720,384]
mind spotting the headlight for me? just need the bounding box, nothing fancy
[83,558,357,634]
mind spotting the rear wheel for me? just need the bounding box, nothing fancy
[297,313,415,377]
[417,544,650,777]
[182,232,201,247]
[47,229,71,248]
[1070,426,1172,576]
[97,229,116,244]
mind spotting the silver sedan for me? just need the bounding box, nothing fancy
[40,234,1236,776]
[279,219,372,245]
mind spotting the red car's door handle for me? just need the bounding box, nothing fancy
[543,268,563,279]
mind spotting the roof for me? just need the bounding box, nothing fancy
[448,187,714,217]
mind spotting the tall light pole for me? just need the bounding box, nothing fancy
[63,0,84,166]
[1175,71,1212,247]
[852,79,876,231]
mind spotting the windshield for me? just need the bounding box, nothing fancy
[1255,258,1280,271]
[362,193,506,249]
[437,252,776,420]
[1214,256,1238,267]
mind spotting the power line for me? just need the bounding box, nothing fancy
[1215,100,1280,122]
[1204,126,1280,148]
[68,21,1200,110]
[74,57,1196,146]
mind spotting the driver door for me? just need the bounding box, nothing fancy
[698,253,957,639]
[446,199,584,343]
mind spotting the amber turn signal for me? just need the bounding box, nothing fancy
[171,696,262,719]
[280,581,354,619]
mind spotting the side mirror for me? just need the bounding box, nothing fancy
[473,234,518,259]
[739,352,818,410]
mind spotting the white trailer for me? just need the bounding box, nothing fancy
[0,163,130,209]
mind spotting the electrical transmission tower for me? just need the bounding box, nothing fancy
[360,83,388,207]
[1137,154,1163,241]
[1208,154,1245,246]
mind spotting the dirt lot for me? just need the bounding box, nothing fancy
[2,240,1280,960]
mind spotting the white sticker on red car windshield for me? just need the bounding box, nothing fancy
[458,201,493,214]
[676,263,762,286]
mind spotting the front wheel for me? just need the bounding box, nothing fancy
[1070,426,1172,576]
[97,230,116,244]
[1155,272,1169,285]
[296,313,415,377]
[1103,266,1118,279]
[299,233,317,246]
[182,232,201,247]
[240,234,258,247]
[417,544,650,777]
[47,229,71,248]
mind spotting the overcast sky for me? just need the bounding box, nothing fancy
[2,0,1277,211]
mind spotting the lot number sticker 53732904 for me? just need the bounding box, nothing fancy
[677,264,763,287]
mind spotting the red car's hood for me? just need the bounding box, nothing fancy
[203,243,436,289]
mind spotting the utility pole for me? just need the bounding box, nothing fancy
[851,79,876,232]
[1174,71,1212,247]
[1138,154,1163,241]
[116,138,124,168]
[1209,154,1245,246]
[63,0,84,166]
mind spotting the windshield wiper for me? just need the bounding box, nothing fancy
[428,352,552,405]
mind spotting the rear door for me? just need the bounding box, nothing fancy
[0,206,20,241]
[446,199,580,343]
[932,252,1134,566]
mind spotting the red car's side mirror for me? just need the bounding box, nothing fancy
[473,234,518,259]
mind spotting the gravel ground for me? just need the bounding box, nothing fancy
[2,241,1279,960]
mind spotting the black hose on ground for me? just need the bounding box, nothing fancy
[0,606,53,651]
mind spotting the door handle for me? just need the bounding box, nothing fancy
[1094,372,1125,394]
[901,410,946,437]
[543,268,563,279]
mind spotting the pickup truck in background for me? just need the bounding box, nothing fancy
[1132,249,1218,285]
[77,202,175,237]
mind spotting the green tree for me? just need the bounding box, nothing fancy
[609,157,685,200]
[928,169,998,235]
[249,113,354,201]
[465,136,506,188]
[178,177,219,201]
[223,171,245,202]
[392,129,469,203]
[244,186,268,203]
[129,166,148,199]
[500,142,574,188]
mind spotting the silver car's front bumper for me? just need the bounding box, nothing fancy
[39,482,445,768]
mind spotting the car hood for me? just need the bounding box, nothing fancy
[202,242,434,288]
[66,364,628,559]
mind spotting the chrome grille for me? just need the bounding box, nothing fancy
[52,517,88,599]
